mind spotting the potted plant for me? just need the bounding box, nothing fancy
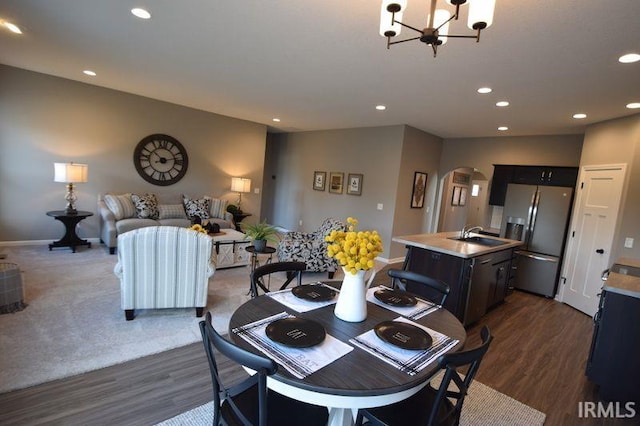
[240,220,280,252]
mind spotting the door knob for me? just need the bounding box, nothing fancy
[596,249,604,254]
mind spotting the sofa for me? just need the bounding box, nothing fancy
[98,192,235,254]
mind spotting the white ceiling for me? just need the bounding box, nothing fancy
[0,0,639,138]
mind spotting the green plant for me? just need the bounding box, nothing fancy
[240,220,280,243]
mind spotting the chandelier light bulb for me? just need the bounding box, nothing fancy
[468,0,496,30]
[428,9,452,45]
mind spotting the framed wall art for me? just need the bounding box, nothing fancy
[347,173,363,196]
[411,171,427,208]
[452,186,461,206]
[459,187,468,206]
[329,172,344,194]
[313,171,326,191]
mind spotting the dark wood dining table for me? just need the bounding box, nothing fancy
[229,282,467,426]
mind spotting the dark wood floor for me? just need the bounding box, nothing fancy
[1,291,636,425]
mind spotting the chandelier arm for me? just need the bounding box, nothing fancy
[431,44,438,58]
[434,13,457,32]
[439,34,479,39]
[388,36,423,46]
[393,19,424,34]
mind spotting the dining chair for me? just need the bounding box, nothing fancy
[355,325,493,426]
[199,312,329,426]
[250,261,306,298]
[387,268,450,306]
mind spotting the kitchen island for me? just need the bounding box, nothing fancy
[393,232,522,326]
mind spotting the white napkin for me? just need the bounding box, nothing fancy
[367,286,439,320]
[349,316,458,376]
[233,312,353,379]
[268,283,338,313]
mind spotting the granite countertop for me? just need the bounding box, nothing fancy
[392,231,523,259]
[604,257,640,299]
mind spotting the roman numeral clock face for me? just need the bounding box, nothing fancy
[133,134,189,186]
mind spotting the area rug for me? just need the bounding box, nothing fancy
[0,245,254,394]
[156,379,546,425]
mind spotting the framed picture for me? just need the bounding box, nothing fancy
[347,173,363,195]
[452,186,461,206]
[459,187,468,206]
[329,172,344,194]
[313,171,326,191]
[411,172,427,208]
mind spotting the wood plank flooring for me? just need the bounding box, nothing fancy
[1,291,636,425]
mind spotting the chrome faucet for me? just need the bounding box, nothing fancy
[461,225,484,239]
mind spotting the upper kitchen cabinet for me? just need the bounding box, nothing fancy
[511,166,578,187]
[489,165,579,206]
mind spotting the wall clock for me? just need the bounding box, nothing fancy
[133,134,189,186]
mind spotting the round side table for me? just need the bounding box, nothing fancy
[46,210,93,253]
[245,245,277,294]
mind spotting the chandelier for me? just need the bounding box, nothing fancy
[379,0,496,57]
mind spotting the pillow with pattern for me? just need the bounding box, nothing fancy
[183,195,211,221]
[131,193,159,220]
[209,198,229,220]
[103,193,136,220]
[158,204,187,219]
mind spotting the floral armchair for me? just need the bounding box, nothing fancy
[276,218,346,278]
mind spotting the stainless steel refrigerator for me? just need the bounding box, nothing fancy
[500,183,574,297]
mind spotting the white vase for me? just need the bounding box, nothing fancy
[334,268,368,322]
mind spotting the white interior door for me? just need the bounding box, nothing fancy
[560,165,626,316]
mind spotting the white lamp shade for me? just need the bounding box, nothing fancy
[54,163,88,183]
[379,0,407,37]
[429,9,452,45]
[231,177,251,193]
[467,0,495,30]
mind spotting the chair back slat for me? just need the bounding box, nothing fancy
[387,268,450,306]
[250,261,306,298]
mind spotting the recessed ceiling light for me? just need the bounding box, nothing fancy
[573,113,587,119]
[3,21,22,34]
[131,8,151,19]
[375,105,386,111]
[627,103,640,109]
[83,70,97,76]
[496,101,510,107]
[498,126,508,131]
[477,87,492,94]
[618,53,640,64]
[272,118,281,122]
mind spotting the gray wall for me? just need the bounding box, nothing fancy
[579,113,640,260]
[264,126,444,261]
[0,65,267,243]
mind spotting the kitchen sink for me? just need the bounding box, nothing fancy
[448,236,509,247]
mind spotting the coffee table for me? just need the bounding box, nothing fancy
[209,229,250,269]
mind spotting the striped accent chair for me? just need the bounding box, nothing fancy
[114,226,215,320]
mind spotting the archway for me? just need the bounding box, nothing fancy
[436,167,490,232]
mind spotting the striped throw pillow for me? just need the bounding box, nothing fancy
[103,194,136,220]
[209,198,229,220]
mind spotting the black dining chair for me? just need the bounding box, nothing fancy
[250,261,306,298]
[387,268,450,306]
[355,326,493,426]
[199,312,329,426]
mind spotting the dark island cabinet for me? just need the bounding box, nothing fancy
[489,165,579,205]
[586,288,640,404]
[404,247,514,326]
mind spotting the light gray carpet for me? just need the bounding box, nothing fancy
[157,377,546,425]
[0,245,264,393]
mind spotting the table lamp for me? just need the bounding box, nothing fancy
[230,177,251,211]
[54,162,88,214]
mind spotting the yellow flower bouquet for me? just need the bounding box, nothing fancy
[189,223,208,234]
[325,217,383,275]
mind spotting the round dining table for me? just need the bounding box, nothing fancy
[229,286,467,426]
